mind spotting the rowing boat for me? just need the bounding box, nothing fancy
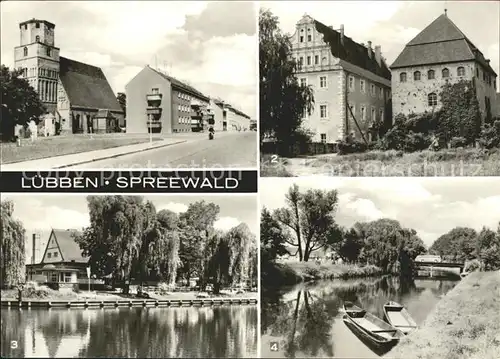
[382,301,418,335]
[343,302,404,345]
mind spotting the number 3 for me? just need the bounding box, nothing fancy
[11,341,18,349]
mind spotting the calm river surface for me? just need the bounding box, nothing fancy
[261,276,459,358]
[1,305,257,358]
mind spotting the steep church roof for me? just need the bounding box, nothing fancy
[391,14,497,76]
[59,57,124,112]
[45,229,87,263]
[313,19,391,80]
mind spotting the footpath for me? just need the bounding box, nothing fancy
[1,131,244,170]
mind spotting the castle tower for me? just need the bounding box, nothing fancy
[14,19,60,114]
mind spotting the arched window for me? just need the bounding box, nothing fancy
[457,67,465,77]
[442,68,450,78]
[428,69,435,80]
[35,35,40,42]
[428,93,438,107]
[414,71,421,81]
[400,72,407,82]
[23,47,28,56]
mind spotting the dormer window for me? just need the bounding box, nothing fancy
[23,47,28,57]
[35,35,40,42]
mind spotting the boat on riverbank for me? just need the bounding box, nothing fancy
[343,302,404,346]
[383,301,418,335]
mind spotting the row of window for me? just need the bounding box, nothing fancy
[296,55,328,69]
[178,105,191,113]
[400,67,465,82]
[348,76,386,99]
[399,67,496,89]
[309,103,385,122]
[46,251,59,259]
[298,27,313,43]
[177,116,192,124]
[23,43,52,57]
[18,67,58,79]
[177,92,193,102]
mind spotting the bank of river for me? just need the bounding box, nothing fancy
[261,276,459,358]
[386,271,500,359]
[1,305,257,358]
[264,261,383,287]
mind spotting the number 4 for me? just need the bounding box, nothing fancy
[270,341,279,351]
[11,341,18,349]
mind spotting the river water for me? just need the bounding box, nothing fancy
[261,276,459,358]
[1,305,258,358]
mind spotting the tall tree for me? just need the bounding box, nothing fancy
[429,227,477,262]
[260,207,288,263]
[259,9,314,154]
[0,65,45,141]
[476,226,500,271]
[273,184,340,262]
[0,200,26,288]
[178,201,220,284]
[116,92,126,118]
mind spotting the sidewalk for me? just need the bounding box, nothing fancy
[1,138,186,170]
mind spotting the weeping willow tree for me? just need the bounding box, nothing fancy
[0,200,26,288]
[203,223,256,294]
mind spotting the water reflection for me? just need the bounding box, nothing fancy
[261,276,458,358]
[1,306,257,358]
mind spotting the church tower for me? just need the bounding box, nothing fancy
[14,19,60,114]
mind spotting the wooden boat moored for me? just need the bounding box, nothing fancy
[382,301,418,335]
[343,302,404,346]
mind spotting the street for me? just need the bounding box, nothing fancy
[66,131,257,169]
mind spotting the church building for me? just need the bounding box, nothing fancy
[14,19,124,134]
[390,11,498,123]
[291,14,392,144]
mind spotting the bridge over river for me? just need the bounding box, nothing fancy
[415,261,465,278]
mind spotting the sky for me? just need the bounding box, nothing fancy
[260,177,500,248]
[5,193,258,235]
[261,0,500,89]
[0,1,257,118]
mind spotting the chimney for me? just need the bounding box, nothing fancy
[340,24,344,45]
[375,45,382,66]
[367,41,373,59]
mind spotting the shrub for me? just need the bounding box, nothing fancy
[478,120,500,149]
[338,140,368,155]
[157,282,173,294]
[450,136,468,149]
[403,131,432,152]
[22,282,51,299]
[72,283,81,293]
[464,259,482,273]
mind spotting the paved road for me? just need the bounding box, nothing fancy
[68,132,257,169]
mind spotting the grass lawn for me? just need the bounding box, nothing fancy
[260,154,294,177]
[262,148,500,176]
[386,271,500,359]
[1,134,164,164]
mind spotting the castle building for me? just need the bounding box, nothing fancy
[291,14,392,144]
[126,66,251,134]
[390,12,498,123]
[14,19,124,134]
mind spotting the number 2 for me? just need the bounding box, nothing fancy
[11,341,18,349]
[270,155,278,164]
